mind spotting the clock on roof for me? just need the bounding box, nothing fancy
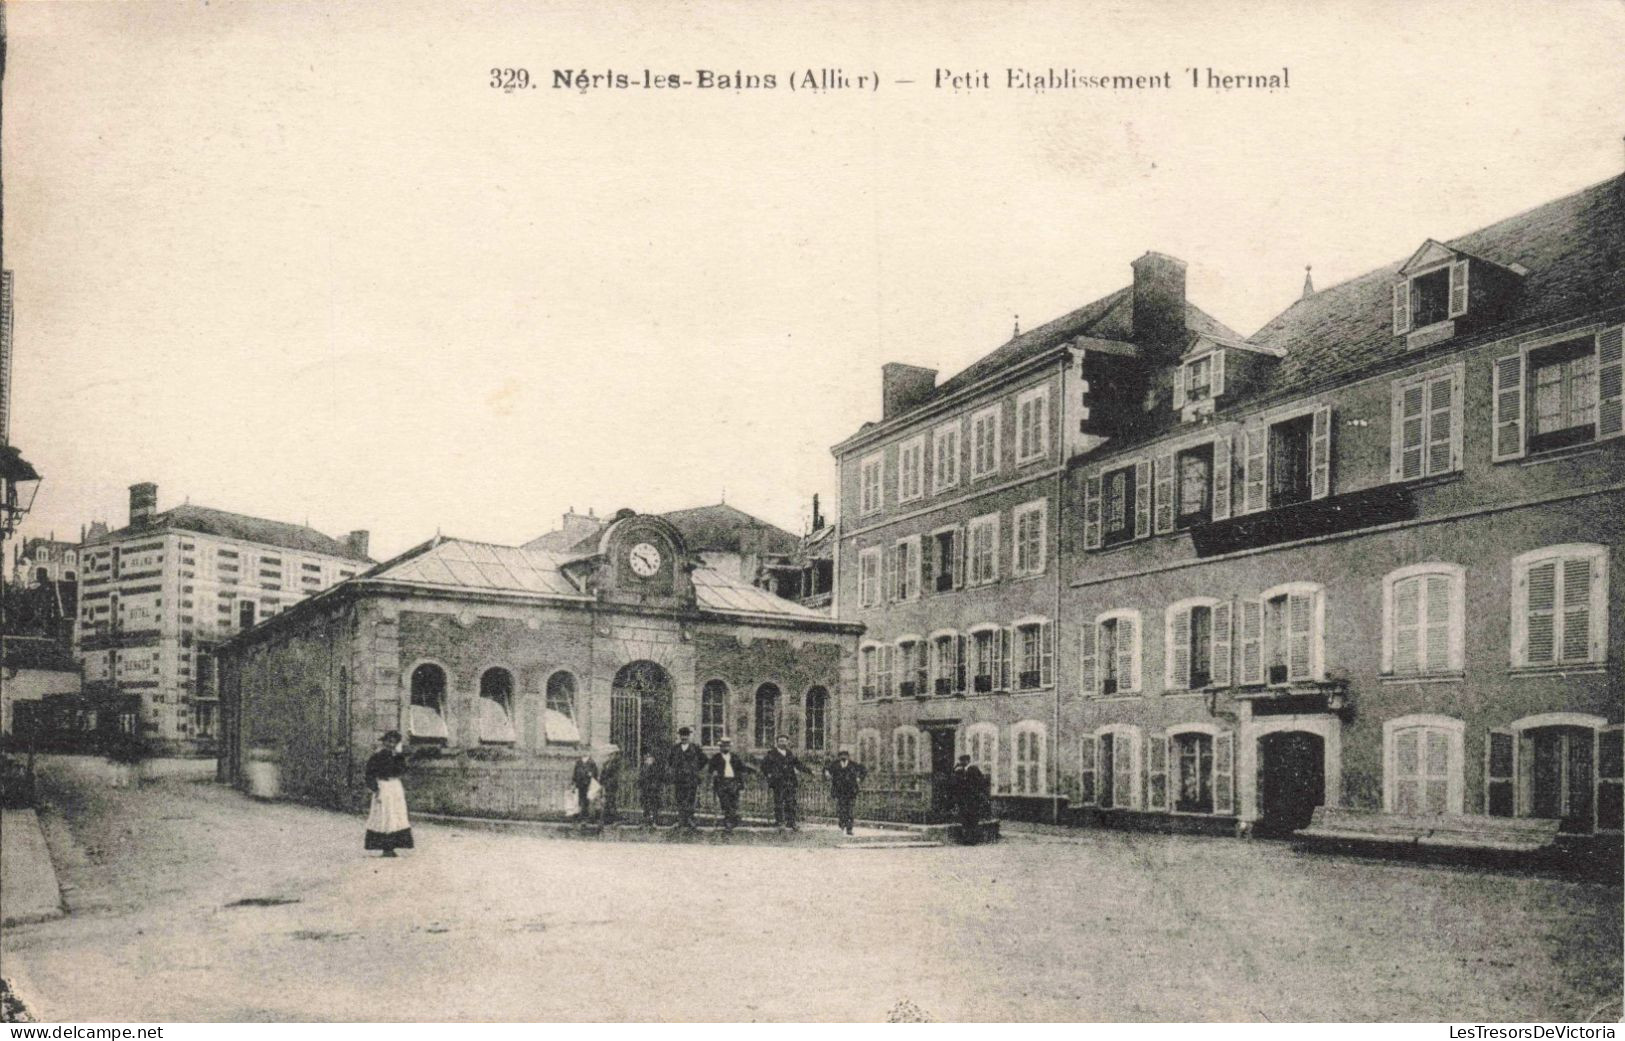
[628,541,663,578]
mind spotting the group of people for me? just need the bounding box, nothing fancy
[569,728,870,835]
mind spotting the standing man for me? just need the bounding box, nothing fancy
[668,726,707,831]
[760,734,812,831]
[955,753,988,845]
[707,737,752,832]
[598,744,624,826]
[570,750,599,827]
[637,750,664,827]
[823,748,867,836]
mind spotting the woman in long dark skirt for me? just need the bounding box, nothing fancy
[364,731,414,857]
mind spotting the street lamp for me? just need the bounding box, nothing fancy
[0,443,42,540]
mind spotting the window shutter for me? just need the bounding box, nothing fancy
[1242,428,1267,514]
[1211,600,1233,686]
[1114,734,1138,809]
[1079,623,1098,697]
[1492,354,1526,461]
[1392,281,1411,334]
[999,627,1013,691]
[1169,607,1191,690]
[1427,373,1455,475]
[1393,381,1426,482]
[1238,599,1263,685]
[953,525,966,588]
[1134,460,1151,538]
[1173,364,1187,409]
[1287,591,1315,680]
[1214,733,1235,815]
[883,545,898,604]
[1525,560,1557,665]
[1561,557,1592,663]
[1393,577,1421,675]
[1154,453,1175,534]
[879,645,893,698]
[921,536,936,595]
[1147,735,1167,811]
[1311,406,1332,500]
[1040,621,1055,688]
[1486,729,1514,816]
[1212,349,1226,397]
[1211,434,1232,521]
[1084,475,1103,550]
[1448,259,1469,318]
[1079,735,1097,805]
[1117,615,1139,693]
[990,628,1005,692]
[1424,575,1451,673]
[956,634,968,693]
[1598,326,1624,440]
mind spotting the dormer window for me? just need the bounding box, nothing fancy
[1174,350,1225,410]
[1187,355,1212,399]
[1393,241,1469,338]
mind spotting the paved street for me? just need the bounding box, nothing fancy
[2,757,1620,1023]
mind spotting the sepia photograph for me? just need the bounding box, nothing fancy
[0,0,1621,1028]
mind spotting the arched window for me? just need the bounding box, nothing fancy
[1383,715,1463,814]
[544,671,581,745]
[803,686,828,751]
[1165,598,1230,691]
[753,683,781,747]
[1082,610,1141,696]
[1081,725,1142,809]
[1381,565,1465,676]
[892,726,921,775]
[964,723,998,788]
[478,667,516,744]
[1510,545,1608,668]
[701,680,729,747]
[1011,721,1046,795]
[408,663,449,742]
[1159,724,1235,816]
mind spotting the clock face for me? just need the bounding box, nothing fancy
[628,541,663,578]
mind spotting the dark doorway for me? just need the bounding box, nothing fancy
[928,728,958,813]
[1526,725,1594,833]
[1256,730,1325,837]
[610,661,673,761]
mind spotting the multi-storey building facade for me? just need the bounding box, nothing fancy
[12,533,80,586]
[77,482,371,753]
[835,174,1623,847]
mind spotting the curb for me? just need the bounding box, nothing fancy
[0,809,66,927]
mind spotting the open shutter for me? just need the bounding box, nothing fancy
[1117,614,1138,693]
[1242,428,1267,514]
[1133,460,1151,538]
[1310,406,1332,500]
[1393,577,1421,674]
[1114,734,1138,809]
[1079,623,1098,697]
[1524,560,1557,666]
[1040,621,1055,688]
[878,645,893,698]
[1083,475,1102,550]
[1211,434,1232,521]
[1392,281,1411,334]
[989,628,1005,692]
[1214,733,1235,815]
[1211,601,1233,686]
[882,545,899,604]
[1212,349,1226,398]
[921,536,936,596]
[955,634,968,693]
[952,525,966,588]
[1079,735,1097,805]
[1154,453,1176,534]
[1238,599,1263,685]
[1393,381,1426,482]
[1448,259,1469,318]
[1173,363,1187,409]
[1287,591,1315,680]
[1492,354,1526,461]
[999,628,1013,691]
[1147,735,1167,811]
[1598,326,1624,440]
[1169,607,1191,690]
[1486,729,1514,816]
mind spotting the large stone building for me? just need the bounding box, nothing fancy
[77,483,372,753]
[216,511,860,815]
[836,174,1623,846]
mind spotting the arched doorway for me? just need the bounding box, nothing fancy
[611,661,673,760]
[1256,730,1324,837]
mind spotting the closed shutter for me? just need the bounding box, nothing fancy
[1117,614,1138,693]
[1079,735,1097,805]
[1113,734,1137,809]
[1448,259,1469,318]
[1214,733,1235,815]
[1394,727,1421,812]
[1134,460,1151,538]
[1147,735,1168,811]
[1424,575,1452,673]
[1524,560,1557,665]
[1287,591,1316,680]
[1211,434,1232,521]
[1393,381,1426,482]
[1311,406,1332,500]
[1173,364,1187,409]
[1393,577,1421,674]
[952,525,966,588]
[1561,556,1593,663]
[1040,621,1055,688]
[1084,475,1103,549]
[1211,601,1233,687]
[1486,729,1514,816]
[1169,607,1191,690]
[1427,372,1456,475]
[1393,281,1411,334]
[1079,623,1098,697]
[1238,599,1263,685]
[1154,453,1176,534]
[1243,428,1267,513]
[883,545,898,604]
[1598,326,1624,440]
[1492,354,1526,461]
[1212,350,1226,397]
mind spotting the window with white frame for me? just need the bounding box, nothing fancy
[1239,406,1332,514]
[1511,545,1609,668]
[1165,599,1232,691]
[969,626,1004,693]
[1011,721,1046,795]
[1013,619,1054,691]
[1382,564,1464,676]
[1390,364,1464,482]
[409,662,450,742]
[895,638,927,697]
[856,729,881,769]
[1383,715,1463,814]
[1016,387,1049,464]
[478,667,517,744]
[931,631,966,696]
[1493,327,1623,460]
[967,513,999,585]
[930,526,964,593]
[1081,610,1139,696]
[965,723,998,787]
[893,727,921,775]
[1102,465,1135,545]
[1488,715,1615,833]
[970,405,1001,478]
[858,547,881,607]
[1081,727,1141,809]
[1393,260,1466,333]
[933,422,961,492]
[897,436,926,502]
[874,643,895,698]
[1012,499,1047,577]
[893,535,921,602]
[1237,584,1323,686]
[702,680,729,745]
[859,452,884,516]
[859,645,880,701]
[1160,727,1235,815]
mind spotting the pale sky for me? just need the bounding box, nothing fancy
[5,0,1623,562]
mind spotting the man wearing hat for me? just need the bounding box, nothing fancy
[760,734,813,830]
[668,727,707,830]
[707,737,753,832]
[954,753,990,845]
[823,748,867,835]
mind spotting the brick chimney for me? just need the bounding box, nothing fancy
[345,530,370,560]
[1130,252,1188,357]
[881,363,938,421]
[129,483,157,527]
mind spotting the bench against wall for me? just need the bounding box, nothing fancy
[1297,806,1562,853]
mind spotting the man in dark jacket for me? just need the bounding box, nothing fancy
[598,746,624,825]
[760,734,812,830]
[707,737,752,832]
[668,727,707,830]
[637,751,664,827]
[570,752,599,827]
[954,754,989,844]
[823,749,867,835]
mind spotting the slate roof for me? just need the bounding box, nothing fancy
[529,503,800,558]
[87,504,373,563]
[1251,174,1624,393]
